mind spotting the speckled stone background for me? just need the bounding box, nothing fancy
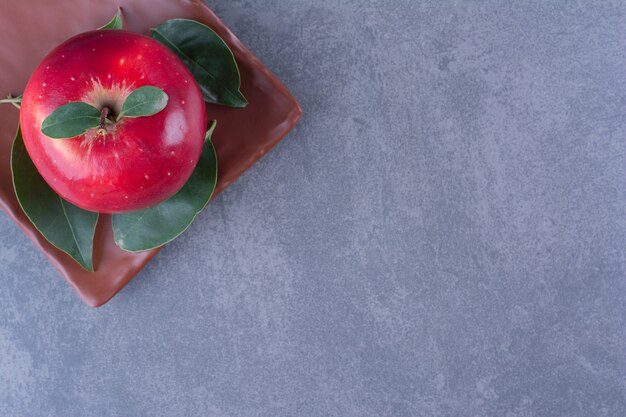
[1,1,625,416]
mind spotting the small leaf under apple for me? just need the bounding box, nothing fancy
[12,126,99,271]
[98,7,124,30]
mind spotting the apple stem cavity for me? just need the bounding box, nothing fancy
[0,95,22,109]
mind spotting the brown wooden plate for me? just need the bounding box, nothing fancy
[0,0,301,307]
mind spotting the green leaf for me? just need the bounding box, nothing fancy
[118,86,168,119]
[99,8,124,30]
[151,19,247,108]
[112,121,219,252]
[41,102,101,139]
[11,126,99,271]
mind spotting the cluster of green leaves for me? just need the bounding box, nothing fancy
[41,86,168,139]
[9,9,247,271]
[11,122,218,270]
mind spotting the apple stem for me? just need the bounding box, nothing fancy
[97,107,110,135]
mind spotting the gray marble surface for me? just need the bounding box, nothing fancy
[1,1,625,416]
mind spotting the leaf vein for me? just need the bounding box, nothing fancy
[59,200,85,263]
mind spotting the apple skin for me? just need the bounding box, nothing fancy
[20,30,206,213]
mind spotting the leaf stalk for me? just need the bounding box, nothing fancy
[0,95,22,109]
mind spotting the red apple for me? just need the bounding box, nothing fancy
[20,30,206,213]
